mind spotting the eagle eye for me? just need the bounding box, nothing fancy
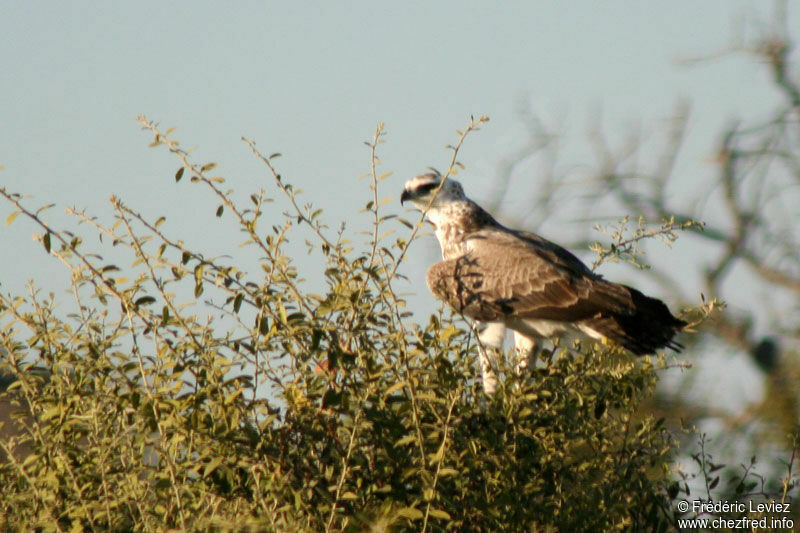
[417,182,439,193]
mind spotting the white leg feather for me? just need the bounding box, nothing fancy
[476,322,505,395]
[513,332,538,376]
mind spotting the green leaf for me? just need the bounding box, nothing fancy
[135,296,156,307]
[397,507,423,520]
[429,442,446,464]
[41,405,63,421]
[395,435,416,447]
[216,205,224,217]
[427,508,451,520]
[43,232,51,253]
[258,315,269,335]
[204,456,224,477]
[175,167,184,182]
[438,324,459,343]
[233,293,244,313]
[384,381,408,398]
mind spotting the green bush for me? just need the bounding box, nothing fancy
[0,117,706,532]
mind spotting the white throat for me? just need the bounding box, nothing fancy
[420,202,472,260]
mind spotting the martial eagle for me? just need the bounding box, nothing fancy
[401,172,685,393]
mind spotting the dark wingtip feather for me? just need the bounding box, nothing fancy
[618,290,686,355]
[587,286,686,356]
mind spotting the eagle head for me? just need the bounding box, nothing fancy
[400,172,466,209]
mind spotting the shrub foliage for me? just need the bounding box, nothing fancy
[0,117,703,531]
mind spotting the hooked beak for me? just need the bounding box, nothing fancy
[400,189,412,205]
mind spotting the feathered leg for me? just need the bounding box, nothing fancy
[476,322,505,395]
[513,331,538,377]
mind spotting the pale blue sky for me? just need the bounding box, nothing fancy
[1,1,793,339]
[4,1,799,485]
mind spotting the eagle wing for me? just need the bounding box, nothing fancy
[425,227,632,323]
[426,226,685,354]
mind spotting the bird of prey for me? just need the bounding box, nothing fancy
[401,172,686,393]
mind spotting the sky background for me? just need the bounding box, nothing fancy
[2,2,797,419]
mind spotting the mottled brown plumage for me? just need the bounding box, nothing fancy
[402,173,685,356]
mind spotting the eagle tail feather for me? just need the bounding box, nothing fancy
[583,284,686,355]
